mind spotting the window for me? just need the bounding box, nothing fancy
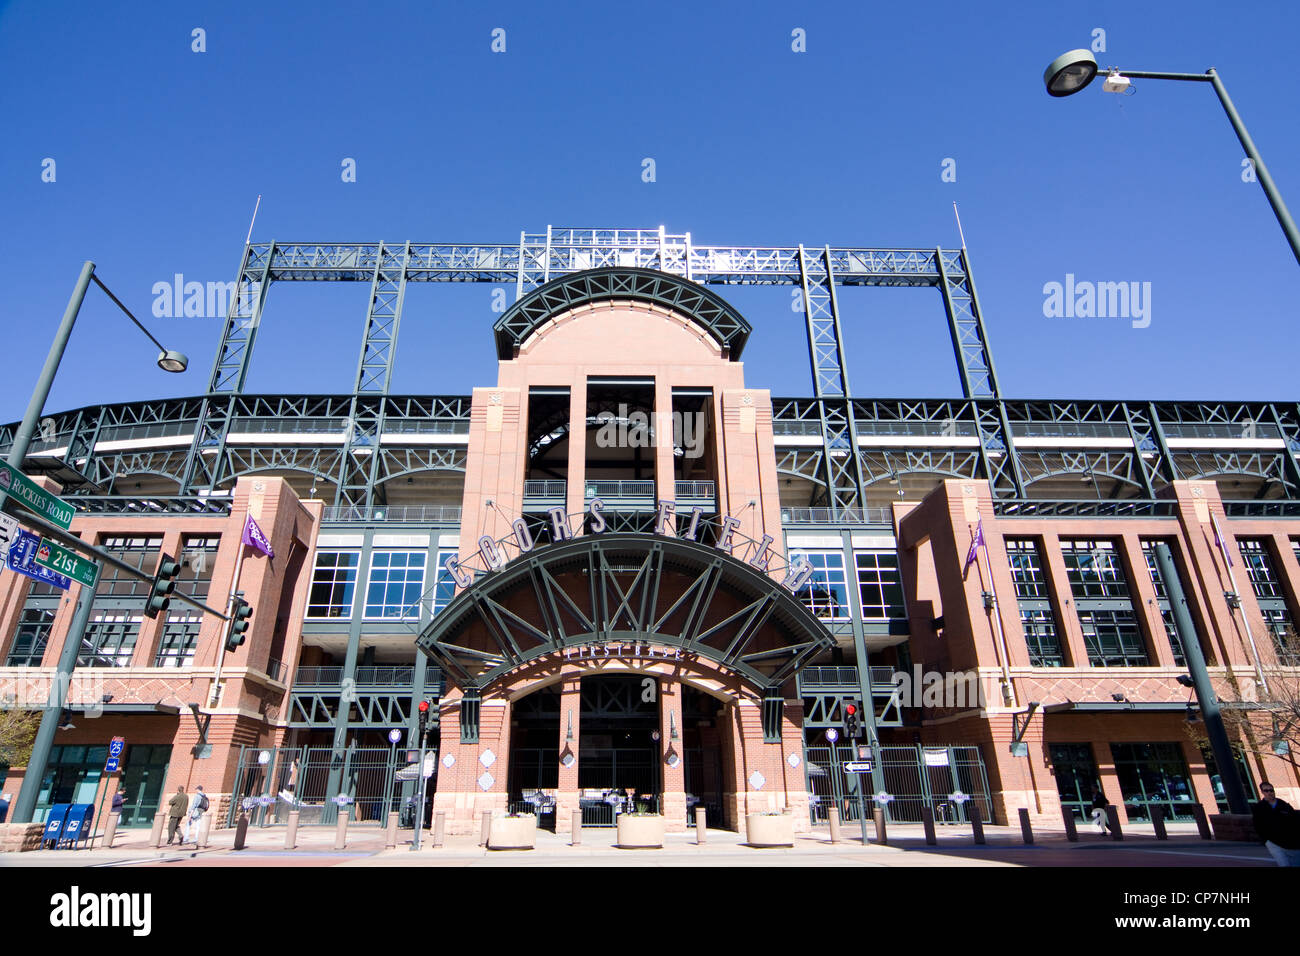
[1048,743,1099,822]
[1060,539,1130,599]
[1006,539,1052,600]
[307,551,360,618]
[1140,541,1187,667]
[1078,610,1148,667]
[427,549,459,617]
[155,613,201,667]
[365,551,426,619]
[94,537,163,599]
[789,551,850,621]
[1109,743,1195,821]
[1020,610,1065,667]
[1238,539,1298,664]
[1006,539,1063,666]
[176,536,220,600]
[7,608,55,666]
[1060,539,1148,666]
[80,613,140,667]
[854,551,905,620]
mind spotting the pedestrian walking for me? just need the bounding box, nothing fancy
[166,786,187,845]
[183,785,210,846]
[1253,781,1300,867]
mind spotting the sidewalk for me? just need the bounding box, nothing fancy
[0,818,1274,867]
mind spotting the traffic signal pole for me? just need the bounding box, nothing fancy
[411,701,430,851]
[209,542,249,706]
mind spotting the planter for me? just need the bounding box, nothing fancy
[487,814,537,850]
[746,813,795,847]
[616,813,665,848]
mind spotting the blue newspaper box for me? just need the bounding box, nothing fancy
[42,804,71,847]
[60,804,94,848]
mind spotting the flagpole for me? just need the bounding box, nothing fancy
[209,541,248,707]
[1209,514,1268,694]
[970,519,1016,707]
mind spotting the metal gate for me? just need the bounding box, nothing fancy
[806,744,992,825]
[227,745,404,827]
[684,746,723,828]
[577,748,659,826]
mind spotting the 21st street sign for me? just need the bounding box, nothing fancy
[0,460,74,530]
[34,538,96,587]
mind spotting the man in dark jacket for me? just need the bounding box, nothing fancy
[166,786,187,845]
[1252,782,1300,867]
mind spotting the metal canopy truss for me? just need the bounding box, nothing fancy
[288,689,413,729]
[5,393,1300,509]
[417,534,836,695]
[494,267,752,360]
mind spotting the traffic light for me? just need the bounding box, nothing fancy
[145,554,182,618]
[844,699,862,739]
[417,699,431,740]
[225,597,253,652]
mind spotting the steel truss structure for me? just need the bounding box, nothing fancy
[3,227,1298,513]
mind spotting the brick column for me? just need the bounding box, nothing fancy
[554,676,582,834]
[659,676,687,832]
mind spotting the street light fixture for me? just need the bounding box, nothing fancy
[7,260,189,825]
[1042,50,1300,268]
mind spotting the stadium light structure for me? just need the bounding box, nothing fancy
[7,261,189,825]
[1043,50,1300,268]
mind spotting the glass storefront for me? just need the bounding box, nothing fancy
[31,743,172,826]
[1048,742,1099,821]
[1109,742,1195,821]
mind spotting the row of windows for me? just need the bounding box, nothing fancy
[787,551,906,623]
[307,549,458,620]
[1006,536,1298,668]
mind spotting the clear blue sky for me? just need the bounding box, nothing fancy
[2,0,1298,420]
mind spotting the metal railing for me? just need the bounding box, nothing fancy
[265,658,284,682]
[321,504,461,523]
[798,665,897,689]
[293,665,416,687]
[67,495,233,516]
[1223,500,1300,518]
[994,499,1179,518]
[780,507,893,525]
[674,480,715,499]
[583,480,655,498]
[522,479,566,498]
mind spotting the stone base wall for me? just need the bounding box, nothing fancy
[0,822,46,853]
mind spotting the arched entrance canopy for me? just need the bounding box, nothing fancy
[492,268,751,360]
[417,534,833,694]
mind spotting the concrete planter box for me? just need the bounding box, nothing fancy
[746,813,795,847]
[617,814,665,848]
[488,814,538,850]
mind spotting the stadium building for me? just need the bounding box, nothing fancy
[1,227,1297,836]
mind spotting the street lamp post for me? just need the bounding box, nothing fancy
[7,261,189,824]
[1043,50,1300,269]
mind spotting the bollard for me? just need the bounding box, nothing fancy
[921,806,938,845]
[334,808,349,850]
[233,812,249,851]
[970,804,985,845]
[1151,805,1168,841]
[386,811,399,849]
[104,811,120,849]
[433,811,446,848]
[152,811,167,848]
[1105,805,1123,841]
[571,810,582,846]
[1191,804,1212,840]
[197,813,213,849]
[479,810,491,847]
[285,809,300,849]
[1018,807,1034,845]
[1062,808,1078,843]
[828,806,842,844]
[872,807,887,845]
[695,807,706,844]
